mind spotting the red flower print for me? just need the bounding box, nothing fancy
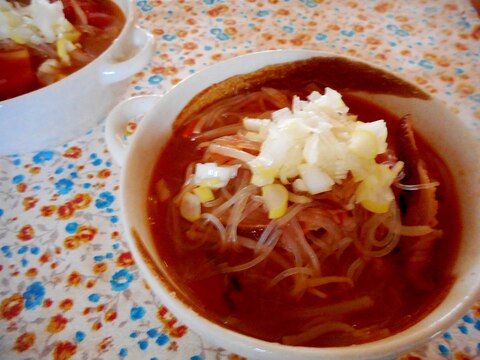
[157,305,168,318]
[104,309,117,322]
[157,305,188,339]
[207,4,228,17]
[16,182,27,193]
[86,279,96,288]
[97,169,111,179]
[0,293,24,320]
[91,321,102,331]
[116,251,134,267]
[415,76,427,85]
[454,43,468,52]
[40,205,56,217]
[29,166,41,174]
[63,236,81,250]
[25,268,38,278]
[22,196,39,210]
[444,3,458,11]
[440,74,455,84]
[17,225,35,241]
[124,121,137,136]
[57,203,75,220]
[290,34,311,46]
[169,324,188,338]
[366,36,381,45]
[155,66,178,76]
[39,252,50,264]
[63,146,82,159]
[167,341,178,352]
[12,332,35,352]
[59,299,74,311]
[225,27,237,36]
[47,314,68,333]
[67,271,82,286]
[93,262,107,274]
[53,341,77,360]
[456,83,475,96]
[70,193,92,210]
[76,225,97,242]
[374,2,392,13]
[176,29,187,38]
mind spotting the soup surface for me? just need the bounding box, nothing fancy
[147,59,461,347]
[0,0,125,101]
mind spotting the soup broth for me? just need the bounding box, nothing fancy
[147,59,461,347]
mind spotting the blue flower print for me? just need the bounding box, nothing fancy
[75,331,86,342]
[156,333,169,346]
[33,150,54,165]
[95,191,115,209]
[12,175,24,184]
[55,178,74,195]
[23,281,45,310]
[110,269,134,291]
[130,306,146,320]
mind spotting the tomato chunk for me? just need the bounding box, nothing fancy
[0,47,38,101]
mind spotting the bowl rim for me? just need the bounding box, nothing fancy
[119,49,480,359]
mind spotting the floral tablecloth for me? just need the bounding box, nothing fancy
[1,1,479,359]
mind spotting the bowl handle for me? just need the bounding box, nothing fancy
[101,25,154,84]
[105,94,161,166]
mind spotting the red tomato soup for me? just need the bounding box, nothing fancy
[147,58,461,347]
[0,0,125,101]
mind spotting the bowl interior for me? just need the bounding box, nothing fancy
[121,50,480,359]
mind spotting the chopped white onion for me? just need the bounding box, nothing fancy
[193,163,240,189]
[298,164,335,194]
[180,192,201,222]
[292,178,308,193]
[243,118,271,132]
[245,88,398,213]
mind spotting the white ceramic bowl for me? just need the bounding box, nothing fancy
[105,50,480,360]
[0,0,154,156]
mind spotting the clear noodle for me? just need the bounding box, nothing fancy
[221,229,282,272]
